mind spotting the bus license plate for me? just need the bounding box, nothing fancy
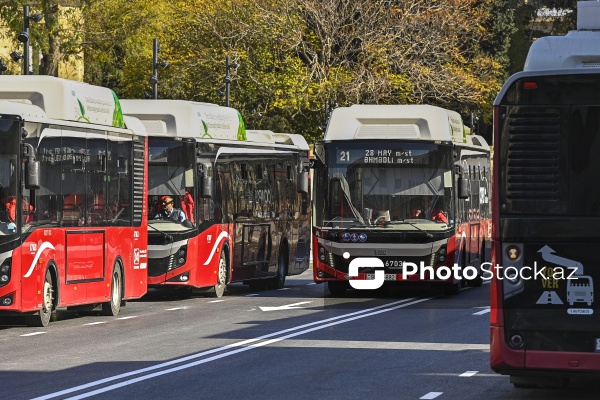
[366,273,397,281]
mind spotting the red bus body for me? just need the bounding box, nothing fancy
[0,76,148,326]
[121,100,311,296]
[491,8,600,384]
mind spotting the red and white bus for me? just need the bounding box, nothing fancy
[312,105,491,295]
[121,100,311,296]
[0,76,148,327]
[491,1,600,386]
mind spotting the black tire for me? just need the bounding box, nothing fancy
[249,280,267,291]
[101,265,122,316]
[213,251,227,298]
[270,247,288,289]
[445,279,462,295]
[470,274,483,287]
[25,269,54,327]
[328,281,348,297]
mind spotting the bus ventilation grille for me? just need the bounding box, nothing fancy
[506,111,560,201]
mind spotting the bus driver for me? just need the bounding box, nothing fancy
[155,196,191,227]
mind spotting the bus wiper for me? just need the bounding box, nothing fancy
[387,220,433,238]
[147,222,173,244]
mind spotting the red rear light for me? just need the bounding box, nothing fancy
[523,81,537,89]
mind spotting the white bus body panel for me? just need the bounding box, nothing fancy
[324,104,467,144]
[0,75,125,128]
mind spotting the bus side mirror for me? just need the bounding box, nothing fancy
[458,176,469,199]
[201,175,213,198]
[22,143,40,190]
[25,161,41,190]
[297,171,309,194]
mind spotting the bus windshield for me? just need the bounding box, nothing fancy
[148,138,195,232]
[317,142,453,227]
[0,117,20,242]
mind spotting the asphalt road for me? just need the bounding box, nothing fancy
[1,270,598,400]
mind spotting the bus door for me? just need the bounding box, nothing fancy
[241,223,271,279]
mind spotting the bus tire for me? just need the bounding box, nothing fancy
[445,280,462,295]
[213,251,228,298]
[25,269,55,327]
[328,281,347,297]
[101,264,122,316]
[270,246,288,289]
[249,280,267,291]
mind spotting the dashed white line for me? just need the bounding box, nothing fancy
[277,288,291,291]
[20,332,46,337]
[472,308,490,316]
[166,307,185,311]
[306,282,317,285]
[83,322,106,326]
[245,294,259,297]
[420,392,443,399]
[117,316,138,320]
[208,300,224,303]
[459,371,478,377]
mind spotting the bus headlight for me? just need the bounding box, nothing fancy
[176,246,187,267]
[0,258,11,287]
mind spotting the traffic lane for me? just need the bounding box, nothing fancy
[42,287,487,399]
[63,284,600,400]
[1,277,431,398]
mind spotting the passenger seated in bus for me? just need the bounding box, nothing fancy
[410,196,447,223]
[155,196,192,227]
[180,189,195,224]
[5,195,34,224]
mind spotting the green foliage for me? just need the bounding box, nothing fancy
[0,0,528,144]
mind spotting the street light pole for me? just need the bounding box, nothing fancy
[17,5,42,75]
[225,56,231,107]
[223,56,239,108]
[23,5,29,75]
[152,38,159,99]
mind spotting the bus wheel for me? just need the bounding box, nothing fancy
[213,252,227,298]
[25,269,55,327]
[328,281,348,297]
[270,248,288,289]
[445,280,462,295]
[101,265,122,316]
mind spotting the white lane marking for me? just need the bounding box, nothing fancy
[459,371,479,377]
[420,392,443,400]
[208,300,224,303]
[472,308,490,316]
[117,316,138,320]
[21,332,46,337]
[245,294,259,297]
[306,282,317,285]
[166,307,186,311]
[483,280,491,285]
[33,296,433,400]
[83,322,106,326]
[277,288,290,291]
[267,340,488,352]
[259,301,312,312]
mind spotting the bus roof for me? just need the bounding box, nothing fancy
[0,75,126,128]
[120,99,246,141]
[246,130,310,151]
[524,1,600,71]
[324,104,467,144]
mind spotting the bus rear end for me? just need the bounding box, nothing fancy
[492,69,600,384]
